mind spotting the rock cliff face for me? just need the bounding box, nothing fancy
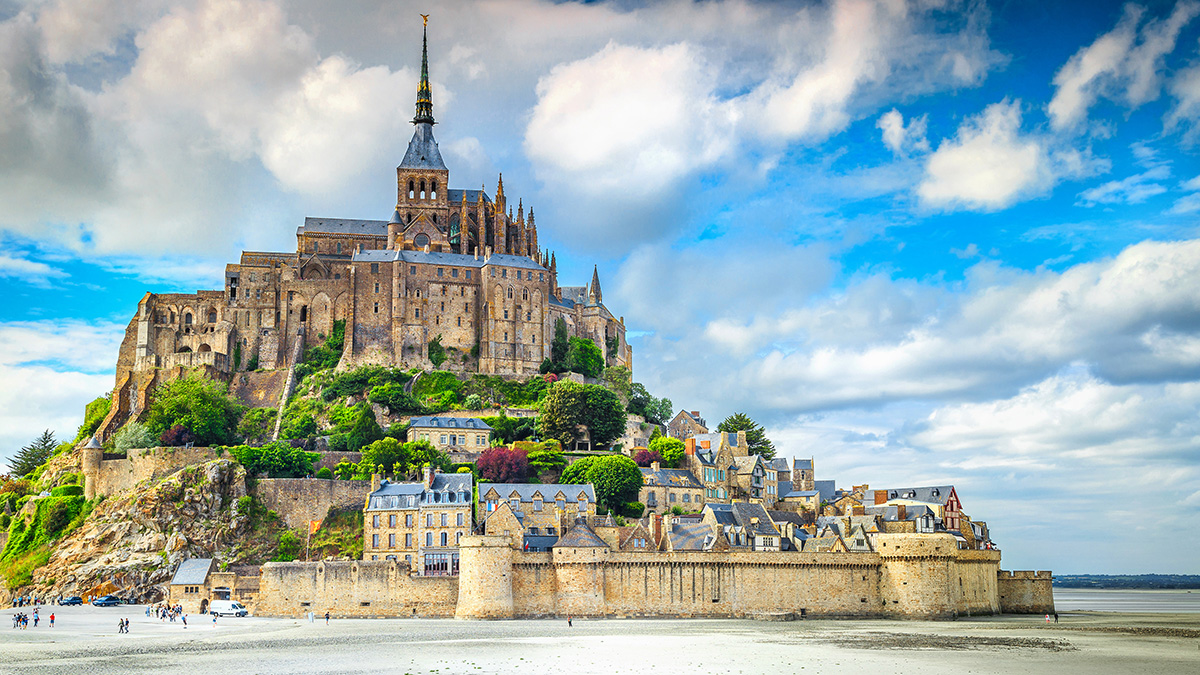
[32,460,250,603]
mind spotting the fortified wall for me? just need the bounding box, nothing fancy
[82,444,223,499]
[253,533,1052,620]
[254,478,371,529]
[997,570,1056,614]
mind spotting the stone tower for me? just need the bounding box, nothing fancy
[392,16,449,250]
[82,436,103,500]
[455,535,515,619]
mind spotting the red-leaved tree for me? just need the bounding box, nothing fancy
[160,424,196,447]
[477,446,529,483]
[633,449,663,467]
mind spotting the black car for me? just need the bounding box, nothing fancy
[60,596,83,606]
[92,595,121,607]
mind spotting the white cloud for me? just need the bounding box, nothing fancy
[0,254,68,287]
[1049,1,1200,131]
[918,100,1051,211]
[1168,57,1200,138]
[34,0,169,64]
[877,109,929,155]
[1077,164,1171,205]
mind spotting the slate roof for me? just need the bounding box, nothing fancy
[768,510,807,527]
[767,458,790,472]
[777,481,793,496]
[352,248,547,271]
[522,535,558,552]
[478,483,596,504]
[705,503,738,526]
[733,455,763,474]
[408,416,492,431]
[171,558,214,586]
[365,474,474,511]
[640,467,703,489]
[399,123,447,171]
[446,188,492,204]
[814,480,837,504]
[734,502,780,537]
[868,486,956,506]
[554,521,608,548]
[793,458,814,471]
[667,521,716,551]
[804,535,844,553]
[299,217,388,236]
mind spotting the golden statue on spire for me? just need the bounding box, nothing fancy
[421,14,429,26]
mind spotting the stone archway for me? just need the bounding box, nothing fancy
[200,598,208,614]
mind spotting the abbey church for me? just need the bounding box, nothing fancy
[108,22,630,420]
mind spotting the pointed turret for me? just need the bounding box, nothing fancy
[413,16,434,125]
[528,208,538,261]
[589,265,602,304]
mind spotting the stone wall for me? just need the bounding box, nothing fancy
[85,446,225,498]
[997,570,1055,614]
[256,561,458,618]
[253,478,371,529]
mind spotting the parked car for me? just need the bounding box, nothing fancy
[92,595,121,607]
[208,600,248,617]
[59,596,83,606]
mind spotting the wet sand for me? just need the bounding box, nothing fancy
[2,606,1198,674]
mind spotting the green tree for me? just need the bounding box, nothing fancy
[527,446,566,476]
[602,366,632,403]
[403,439,452,477]
[359,437,410,476]
[566,337,604,378]
[8,430,57,478]
[717,412,776,459]
[649,436,685,468]
[145,375,243,446]
[228,442,319,478]
[427,334,447,368]
[74,397,112,443]
[237,407,277,443]
[627,382,672,424]
[550,317,569,369]
[560,455,641,512]
[346,406,384,452]
[113,422,155,452]
[537,381,625,449]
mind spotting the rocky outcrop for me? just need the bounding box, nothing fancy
[31,459,250,603]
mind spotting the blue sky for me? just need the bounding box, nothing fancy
[2,0,1200,574]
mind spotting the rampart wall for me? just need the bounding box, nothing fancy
[997,570,1055,614]
[254,478,371,529]
[256,561,458,618]
[84,446,224,498]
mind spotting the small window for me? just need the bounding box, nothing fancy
[374,282,380,293]
[426,532,433,546]
[437,268,444,277]
[451,269,458,278]
[389,533,396,547]
[540,273,544,281]
[415,309,420,318]
[410,266,417,275]
[371,263,379,274]
[372,534,379,547]
[337,242,342,254]
[389,514,397,527]
[373,515,380,527]
[501,269,507,278]
[405,533,412,547]
[465,270,471,280]
[374,303,379,314]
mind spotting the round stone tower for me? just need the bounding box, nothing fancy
[82,436,103,500]
[455,535,514,619]
[877,533,957,618]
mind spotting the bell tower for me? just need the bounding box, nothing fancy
[393,15,450,250]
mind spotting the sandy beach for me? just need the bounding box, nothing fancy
[2,606,1198,675]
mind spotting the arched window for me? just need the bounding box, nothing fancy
[184,313,192,325]
[522,289,528,300]
[420,180,426,200]
[414,233,430,249]
[207,310,217,323]
[431,180,438,200]
[507,287,513,299]
[408,180,415,199]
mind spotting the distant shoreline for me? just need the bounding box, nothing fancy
[1052,574,1200,590]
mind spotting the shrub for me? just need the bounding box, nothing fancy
[480,415,538,445]
[368,383,425,414]
[315,467,333,479]
[621,501,645,518]
[477,446,529,483]
[227,442,319,478]
[649,436,686,468]
[463,394,483,410]
[325,433,349,453]
[113,421,156,452]
[237,407,277,443]
[49,485,84,497]
[427,335,447,368]
[273,530,302,562]
[73,396,112,443]
[160,424,196,447]
[345,407,383,452]
[145,375,243,446]
[321,366,408,402]
[633,449,663,467]
[537,380,625,449]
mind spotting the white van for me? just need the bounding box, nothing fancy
[209,600,249,617]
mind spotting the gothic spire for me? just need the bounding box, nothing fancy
[590,265,602,303]
[413,15,434,125]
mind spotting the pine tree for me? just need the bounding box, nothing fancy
[717,413,776,460]
[550,317,570,369]
[9,429,57,477]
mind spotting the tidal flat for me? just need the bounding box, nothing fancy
[3,606,1198,675]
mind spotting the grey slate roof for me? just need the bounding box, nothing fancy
[777,481,793,496]
[352,248,547,271]
[365,473,474,511]
[667,521,716,551]
[522,535,558,552]
[446,188,492,204]
[554,521,608,548]
[705,503,738,526]
[640,467,703,489]
[171,558,214,585]
[478,483,596,504]
[299,217,388,236]
[868,485,956,506]
[733,455,763,474]
[793,458,814,471]
[399,123,447,171]
[767,510,807,527]
[767,458,790,472]
[814,480,837,503]
[732,502,779,537]
[408,416,492,431]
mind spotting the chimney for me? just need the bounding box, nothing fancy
[370,473,381,492]
[852,505,864,516]
[685,438,696,456]
[423,466,434,489]
[874,490,886,505]
[652,513,662,546]
[691,411,700,418]
[650,461,660,472]
[896,504,907,521]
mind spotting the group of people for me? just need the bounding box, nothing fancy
[10,595,41,607]
[148,603,187,626]
[117,618,131,633]
[10,609,53,629]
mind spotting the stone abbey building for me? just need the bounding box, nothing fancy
[106,22,630,429]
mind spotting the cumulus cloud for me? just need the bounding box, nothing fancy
[877,109,929,155]
[1049,1,1200,131]
[918,100,1051,211]
[0,254,69,287]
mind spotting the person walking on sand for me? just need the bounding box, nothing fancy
[567,615,572,627]
[1054,612,1059,624]
[325,611,330,625]
[49,613,54,628]
[182,614,187,628]
[1045,614,1050,623]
